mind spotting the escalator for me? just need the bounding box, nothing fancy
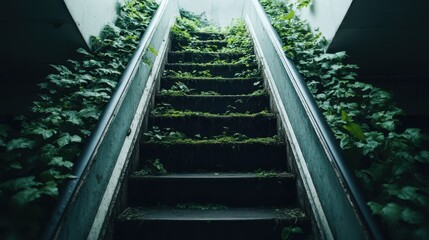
[114,26,310,240]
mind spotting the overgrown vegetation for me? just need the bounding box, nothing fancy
[0,0,158,239]
[143,125,280,145]
[259,0,429,238]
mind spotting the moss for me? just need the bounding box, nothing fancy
[145,135,283,146]
[274,208,306,220]
[176,203,228,211]
[118,207,146,220]
[162,76,261,81]
[151,109,273,118]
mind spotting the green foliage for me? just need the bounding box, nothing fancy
[255,170,278,178]
[0,0,158,239]
[164,69,214,78]
[143,126,186,141]
[282,226,304,240]
[160,81,195,96]
[260,0,429,238]
[137,159,167,176]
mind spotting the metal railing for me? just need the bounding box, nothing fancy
[41,0,176,239]
[245,0,384,239]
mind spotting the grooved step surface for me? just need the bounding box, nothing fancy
[149,114,277,137]
[118,207,306,221]
[161,77,262,95]
[190,40,228,48]
[128,172,295,207]
[165,63,257,78]
[155,95,269,113]
[168,51,247,63]
[140,141,286,172]
[115,207,308,240]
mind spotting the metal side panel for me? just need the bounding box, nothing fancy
[41,0,179,239]
[244,0,371,239]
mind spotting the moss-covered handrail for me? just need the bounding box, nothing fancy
[245,0,384,239]
[40,1,172,239]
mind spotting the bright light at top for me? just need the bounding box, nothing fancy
[177,0,246,27]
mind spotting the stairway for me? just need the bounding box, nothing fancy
[114,24,310,240]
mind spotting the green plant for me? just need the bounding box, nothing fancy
[137,159,167,176]
[0,0,158,239]
[159,81,195,96]
[260,0,429,239]
[255,170,278,178]
[163,69,213,78]
[143,126,186,141]
[282,226,304,240]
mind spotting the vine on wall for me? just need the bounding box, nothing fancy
[0,0,158,239]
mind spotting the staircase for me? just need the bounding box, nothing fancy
[114,25,310,240]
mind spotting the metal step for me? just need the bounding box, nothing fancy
[155,95,269,113]
[168,51,247,63]
[160,77,262,95]
[164,63,258,78]
[149,113,277,138]
[115,207,308,240]
[140,139,286,172]
[128,172,296,207]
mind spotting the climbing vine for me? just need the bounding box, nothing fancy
[0,0,158,239]
[259,0,429,239]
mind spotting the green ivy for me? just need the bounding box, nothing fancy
[259,0,429,239]
[0,0,158,239]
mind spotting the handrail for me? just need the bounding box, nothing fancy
[282,33,385,240]
[41,1,170,239]
[247,0,384,239]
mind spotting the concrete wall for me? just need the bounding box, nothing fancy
[289,0,352,44]
[177,0,245,27]
[64,0,121,45]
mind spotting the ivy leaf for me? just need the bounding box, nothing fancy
[0,176,41,191]
[380,203,402,225]
[7,138,36,151]
[380,120,395,131]
[79,106,101,120]
[27,126,56,140]
[41,144,59,159]
[39,181,59,197]
[343,122,365,141]
[416,150,429,163]
[402,128,422,145]
[12,188,41,206]
[56,133,82,148]
[400,207,424,225]
[63,111,84,126]
[368,201,383,214]
[392,161,412,176]
[48,157,74,170]
[76,48,92,56]
[39,169,76,182]
[9,162,23,170]
[280,10,295,21]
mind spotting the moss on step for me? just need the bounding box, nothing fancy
[151,108,273,118]
[145,135,283,146]
[176,203,228,211]
[162,77,262,81]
